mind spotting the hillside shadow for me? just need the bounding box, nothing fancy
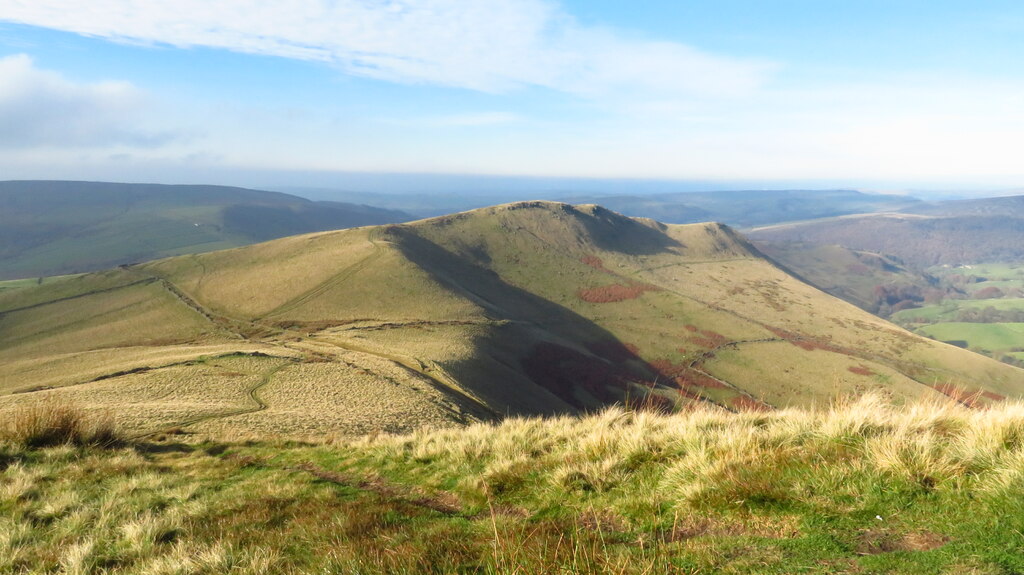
[389,227,676,418]
[570,204,685,256]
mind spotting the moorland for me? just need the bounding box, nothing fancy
[3,188,1024,573]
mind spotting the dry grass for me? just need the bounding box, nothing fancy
[360,392,1024,509]
[0,397,119,448]
[3,394,1024,573]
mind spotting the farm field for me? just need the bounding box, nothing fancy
[915,323,1024,355]
[886,263,1024,363]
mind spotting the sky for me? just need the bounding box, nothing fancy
[2,1,1024,193]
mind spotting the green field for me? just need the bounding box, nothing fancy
[893,298,1024,323]
[915,323,1024,353]
[886,263,1024,364]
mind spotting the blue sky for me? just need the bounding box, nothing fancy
[1,1,1024,192]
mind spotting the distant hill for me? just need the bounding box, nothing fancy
[284,188,923,227]
[538,189,921,227]
[1,201,1018,437]
[905,194,1024,218]
[0,180,411,280]
[748,210,1024,268]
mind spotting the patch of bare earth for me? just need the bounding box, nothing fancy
[856,529,950,555]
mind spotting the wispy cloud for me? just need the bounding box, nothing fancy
[0,0,772,98]
[0,53,173,148]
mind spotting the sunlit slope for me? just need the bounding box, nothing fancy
[2,202,1022,437]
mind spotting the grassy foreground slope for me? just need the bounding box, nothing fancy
[3,396,1024,574]
[1,202,1022,437]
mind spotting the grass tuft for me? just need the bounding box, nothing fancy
[1,398,120,448]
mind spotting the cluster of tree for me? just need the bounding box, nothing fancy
[871,284,953,316]
[955,306,1024,323]
[998,354,1024,369]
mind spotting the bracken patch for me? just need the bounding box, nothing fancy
[577,283,661,303]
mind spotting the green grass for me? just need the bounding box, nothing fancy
[936,263,1024,279]
[0,274,83,294]
[915,323,1024,353]
[893,298,1024,322]
[4,394,1024,574]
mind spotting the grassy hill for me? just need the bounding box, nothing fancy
[1,201,1020,438]
[752,241,949,315]
[3,395,1024,573]
[748,211,1024,268]
[0,180,410,280]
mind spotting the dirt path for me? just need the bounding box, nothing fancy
[130,359,294,439]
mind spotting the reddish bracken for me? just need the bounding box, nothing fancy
[932,385,1006,406]
[847,365,876,376]
[580,254,609,272]
[675,371,729,390]
[577,283,660,303]
[687,329,728,350]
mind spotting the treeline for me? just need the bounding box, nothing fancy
[953,306,1024,323]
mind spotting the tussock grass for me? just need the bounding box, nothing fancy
[3,394,1024,573]
[1,398,119,448]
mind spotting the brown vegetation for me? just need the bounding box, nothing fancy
[577,282,661,303]
[1,398,119,447]
[580,254,609,272]
[847,365,876,376]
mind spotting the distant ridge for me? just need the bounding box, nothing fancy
[749,204,1024,267]
[1,201,1019,437]
[0,180,411,279]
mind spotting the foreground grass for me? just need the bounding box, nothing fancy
[3,395,1024,573]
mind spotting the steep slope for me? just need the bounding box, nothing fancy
[1,202,1020,437]
[753,241,947,315]
[0,180,410,279]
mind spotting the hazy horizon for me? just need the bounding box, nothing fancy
[3,2,1024,189]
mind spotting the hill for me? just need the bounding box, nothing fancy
[906,193,1024,217]
[748,197,1024,268]
[289,188,922,226]
[557,189,922,227]
[0,202,1020,437]
[752,241,950,315]
[0,180,410,280]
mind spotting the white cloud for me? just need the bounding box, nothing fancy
[0,0,772,98]
[0,53,171,148]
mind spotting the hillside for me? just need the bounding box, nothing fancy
[753,241,949,315]
[0,202,1021,437]
[0,180,410,280]
[906,193,1024,217]
[748,210,1024,268]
